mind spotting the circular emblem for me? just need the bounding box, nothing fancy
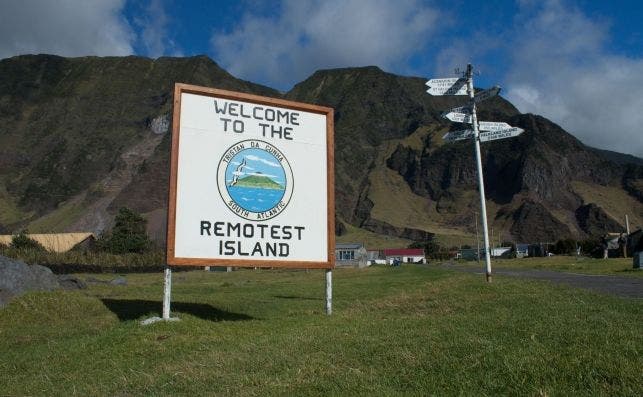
[217,140,293,221]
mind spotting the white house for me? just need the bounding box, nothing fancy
[383,248,426,264]
[335,243,368,267]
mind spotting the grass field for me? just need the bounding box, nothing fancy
[476,256,643,277]
[0,265,641,395]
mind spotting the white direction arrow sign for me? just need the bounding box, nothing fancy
[448,105,471,114]
[443,111,473,123]
[443,129,473,142]
[441,115,510,132]
[426,77,467,96]
[478,121,511,131]
[474,86,501,103]
[479,127,524,143]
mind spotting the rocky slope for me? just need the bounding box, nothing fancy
[287,66,642,243]
[0,54,279,238]
[0,55,641,245]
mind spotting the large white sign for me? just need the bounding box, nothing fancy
[167,84,335,269]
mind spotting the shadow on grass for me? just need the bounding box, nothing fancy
[101,299,254,322]
[273,295,322,301]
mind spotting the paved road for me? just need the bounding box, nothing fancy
[439,262,643,298]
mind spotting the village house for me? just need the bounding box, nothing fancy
[335,243,368,267]
[382,248,426,264]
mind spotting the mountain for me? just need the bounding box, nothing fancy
[0,54,279,239]
[0,55,641,246]
[286,66,643,245]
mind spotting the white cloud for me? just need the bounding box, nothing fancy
[211,0,439,89]
[0,0,135,59]
[504,0,643,157]
[134,0,182,57]
[139,0,168,57]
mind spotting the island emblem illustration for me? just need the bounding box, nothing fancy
[217,140,293,221]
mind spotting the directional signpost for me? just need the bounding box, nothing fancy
[478,121,511,131]
[474,86,501,103]
[427,65,525,282]
[426,78,468,96]
[443,129,473,142]
[479,127,524,142]
[444,105,471,115]
[442,111,473,124]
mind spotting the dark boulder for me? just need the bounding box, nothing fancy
[57,275,87,290]
[0,255,60,307]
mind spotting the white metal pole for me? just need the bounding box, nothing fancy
[162,266,172,319]
[475,211,480,266]
[467,64,492,282]
[625,214,630,235]
[325,269,332,315]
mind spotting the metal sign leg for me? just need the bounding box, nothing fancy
[325,269,332,315]
[141,266,180,325]
[163,266,172,319]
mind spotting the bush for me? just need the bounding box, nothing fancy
[553,239,578,255]
[409,240,450,260]
[579,239,601,257]
[97,208,152,254]
[10,230,46,251]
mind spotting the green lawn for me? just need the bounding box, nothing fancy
[470,256,643,277]
[0,265,641,395]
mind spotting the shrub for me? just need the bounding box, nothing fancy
[10,230,46,251]
[553,238,578,255]
[579,239,601,257]
[409,240,450,260]
[97,208,152,254]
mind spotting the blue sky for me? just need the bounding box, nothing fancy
[1,0,642,157]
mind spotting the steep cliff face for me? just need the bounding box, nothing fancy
[575,203,625,236]
[0,56,641,243]
[286,66,520,227]
[384,104,642,240]
[287,66,432,225]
